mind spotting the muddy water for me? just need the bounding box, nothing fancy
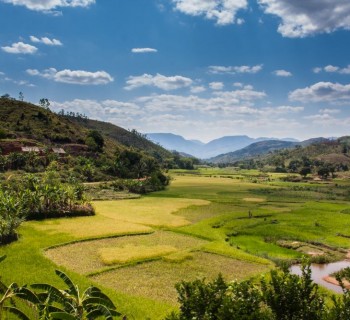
[290,261,350,293]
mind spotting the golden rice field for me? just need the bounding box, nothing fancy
[91,251,269,304]
[45,231,209,274]
[3,168,350,319]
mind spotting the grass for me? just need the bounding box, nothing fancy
[32,215,153,239]
[99,245,178,265]
[45,231,208,274]
[2,169,350,318]
[93,197,210,227]
[91,252,270,305]
[32,197,210,238]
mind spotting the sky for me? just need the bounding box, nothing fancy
[1,0,350,142]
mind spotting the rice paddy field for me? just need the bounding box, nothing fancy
[1,168,350,319]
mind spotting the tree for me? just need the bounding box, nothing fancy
[300,167,311,178]
[261,261,325,320]
[39,98,50,110]
[18,92,24,101]
[86,130,104,152]
[329,267,350,319]
[318,166,330,179]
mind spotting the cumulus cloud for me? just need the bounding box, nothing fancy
[209,82,224,90]
[172,0,248,25]
[273,69,292,77]
[1,0,95,12]
[258,0,350,38]
[190,86,206,93]
[313,65,350,75]
[124,73,193,91]
[26,68,114,85]
[50,99,143,126]
[1,42,37,54]
[289,82,350,103]
[30,36,62,46]
[319,108,340,114]
[131,48,157,53]
[209,64,263,75]
[136,86,266,114]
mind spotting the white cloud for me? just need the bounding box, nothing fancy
[125,73,193,91]
[26,68,114,85]
[313,65,350,75]
[213,87,266,101]
[273,69,292,77]
[50,99,143,123]
[289,82,350,103]
[190,86,206,93]
[209,64,263,74]
[131,48,157,53]
[313,67,322,74]
[30,36,62,46]
[1,42,37,54]
[172,0,248,25]
[0,72,35,87]
[319,108,340,114]
[258,0,350,38]
[209,82,224,90]
[324,65,339,73]
[233,82,243,87]
[136,86,266,114]
[1,0,95,12]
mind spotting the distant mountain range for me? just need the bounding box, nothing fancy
[146,133,300,159]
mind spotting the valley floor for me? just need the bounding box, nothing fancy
[1,168,350,319]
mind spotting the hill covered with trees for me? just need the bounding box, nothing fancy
[213,136,350,178]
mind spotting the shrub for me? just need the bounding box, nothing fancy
[261,261,325,320]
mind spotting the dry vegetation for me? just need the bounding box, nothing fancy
[91,252,270,304]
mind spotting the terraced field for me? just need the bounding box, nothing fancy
[1,168,350,319]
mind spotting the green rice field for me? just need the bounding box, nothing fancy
[1,168,350,319]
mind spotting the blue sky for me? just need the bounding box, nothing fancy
[1,0,350,142]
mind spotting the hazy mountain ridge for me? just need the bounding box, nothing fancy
[147,133,300,159]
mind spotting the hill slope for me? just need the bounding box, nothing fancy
[209,140,296,163]
[0,99,172,159]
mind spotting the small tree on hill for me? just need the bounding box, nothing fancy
[300,167,311,178]
[39,98,50,110]
[86,130,104,152]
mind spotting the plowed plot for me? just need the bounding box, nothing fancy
[91,252,270,304]
[45,231,208,274]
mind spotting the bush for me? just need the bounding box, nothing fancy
[0,190,27,244]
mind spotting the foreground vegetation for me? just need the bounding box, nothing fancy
[167,260,350,320]
[1,167,350,318]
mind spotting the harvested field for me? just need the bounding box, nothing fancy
[91,252,270,304]
[45,231,208,274]
[99,245,177,265]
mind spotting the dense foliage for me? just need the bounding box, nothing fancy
[0,257,120,320]
[0,172,93,244]
[167,261,350,320]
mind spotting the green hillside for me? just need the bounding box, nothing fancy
[220,137,350,176]
[0,98,172,159]
[209,140,295,163]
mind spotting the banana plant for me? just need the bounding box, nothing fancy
[32,270,120,320]
[0,256,39,320]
